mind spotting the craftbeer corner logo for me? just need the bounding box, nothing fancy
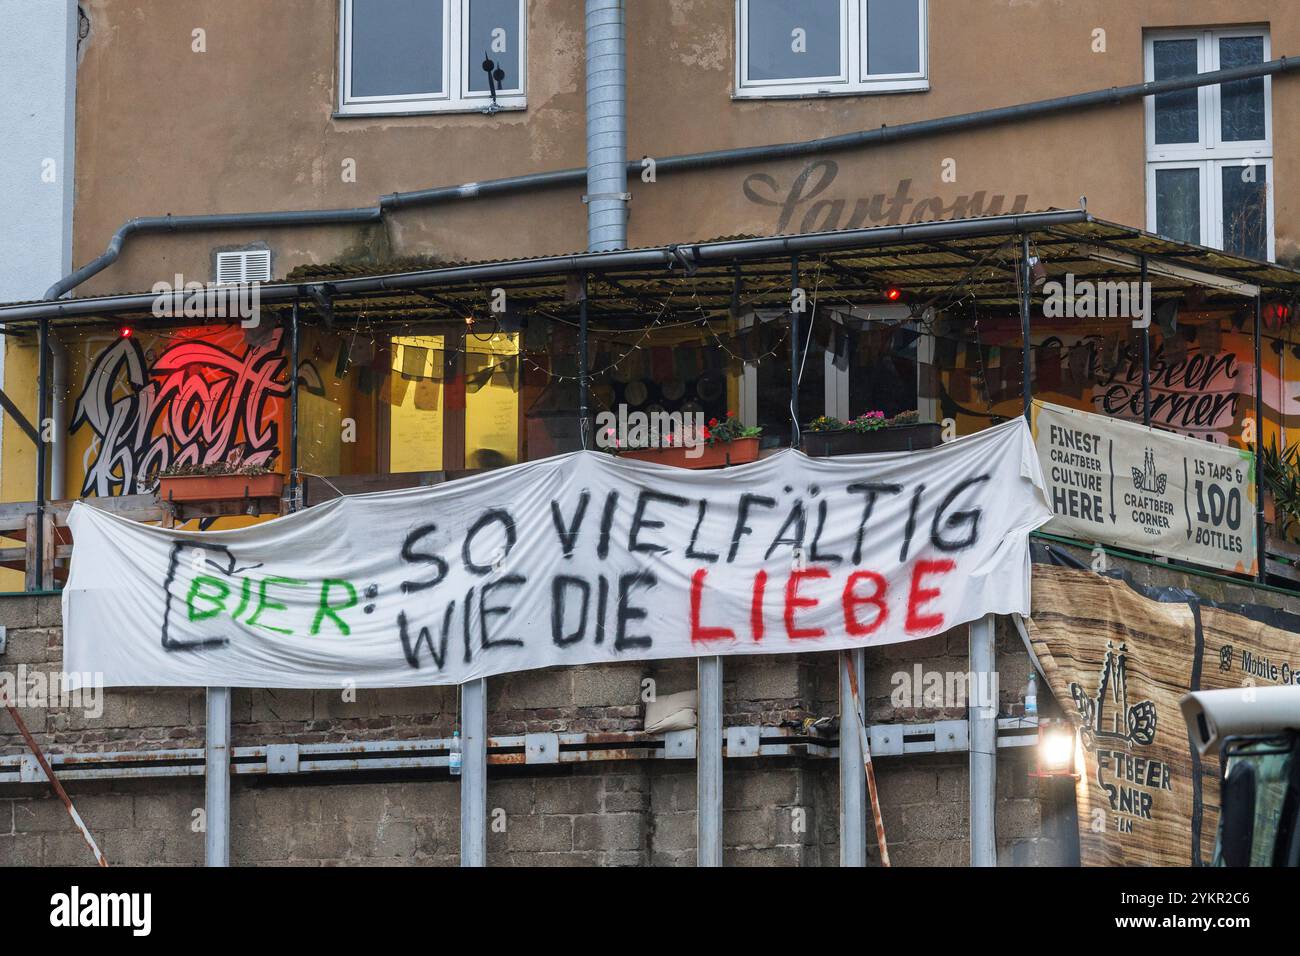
[1132,449,1168,496]
[1070,641,1170,831]
[50,886,151,936]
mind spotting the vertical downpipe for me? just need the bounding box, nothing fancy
[1019,234,1033,421]
[289,299,300,509]
[49,336,67,501]
[584,0,628,252]
[34,319,48,591]
[1255,295,1266,581]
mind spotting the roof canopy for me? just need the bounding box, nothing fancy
[2,210,1295,332]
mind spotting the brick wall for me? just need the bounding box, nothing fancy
[0,591,1066,866]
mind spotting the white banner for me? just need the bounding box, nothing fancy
[1031,400,1258,574]
[63,419,1050,689]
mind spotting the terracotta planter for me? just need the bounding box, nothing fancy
[802,423,943,457]
[159,472,285,504]
[620,437,759,470]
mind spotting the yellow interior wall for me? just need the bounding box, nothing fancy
[0,336,38,591]
[2,336,40,504]
[465,332,520,467]
[389,335,446,472]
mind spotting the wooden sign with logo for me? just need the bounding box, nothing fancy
[1027,563,1300,866]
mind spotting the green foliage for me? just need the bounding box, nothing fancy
[705,413,761,446]
[1262,441,1300,542]
[805,410,918,433]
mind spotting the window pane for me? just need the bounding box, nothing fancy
[1222,164,1269,260]
[849,325,918,419]
[350,0,444,98]
[467,0,521,93]
[746,0,842,82]
[1152,39,1199,145]
[390,336,445,472]
[465,333,521,468]
[1220,36,1266,142]
[865,0,921,75]
[1155,168,1201,244]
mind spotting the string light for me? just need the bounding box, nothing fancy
[53,245,1291,411]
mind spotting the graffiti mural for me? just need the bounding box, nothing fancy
[935,321,1298,447]
[71,329,288,497]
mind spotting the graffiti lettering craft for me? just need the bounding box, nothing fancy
[71,332,287,497]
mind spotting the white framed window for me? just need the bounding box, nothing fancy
[1144,28,1273,260]
[339,0,526,116]
[735,0,927,99]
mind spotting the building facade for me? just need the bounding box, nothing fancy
[1,0,1297,867]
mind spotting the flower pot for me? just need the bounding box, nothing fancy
[801,423,943,457]
[158,472,285,504]
[620,437,759,470]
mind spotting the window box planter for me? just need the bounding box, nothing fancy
[158,472,285,505]
[802,423,943,457]
[619,437,760,470]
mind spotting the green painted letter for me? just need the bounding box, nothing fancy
[187,576,231,622]
[311,579,358,636]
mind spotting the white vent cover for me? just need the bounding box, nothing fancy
[215,249,271,284]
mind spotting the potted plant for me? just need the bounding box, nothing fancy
[801,409,943,457]
[157,451,285,506]
[617,413,762,469]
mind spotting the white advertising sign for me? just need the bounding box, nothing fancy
[1031,401,1258,574]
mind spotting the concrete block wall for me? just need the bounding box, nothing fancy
[0,591,1067,866]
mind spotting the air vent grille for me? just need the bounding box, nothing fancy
[215,249,271,284]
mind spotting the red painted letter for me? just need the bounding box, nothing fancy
[691,568,735,642]
[843,571,888,636]
[751,569,767,642]
[784,568,830,639]
[906,560,955,633]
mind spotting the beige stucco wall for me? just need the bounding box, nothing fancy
[65,0,1300,301]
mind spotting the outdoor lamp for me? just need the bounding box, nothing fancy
[1028,255,1048,288]
[1032,718,1079,779]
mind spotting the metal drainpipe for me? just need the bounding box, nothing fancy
[49,336,67,500]
[289,300,300,510]
[34,320,48,591]
[1255,295,1266,582]
[584,0,628,252]
[1019,234,1033,420]
[1141,257,1151,427]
